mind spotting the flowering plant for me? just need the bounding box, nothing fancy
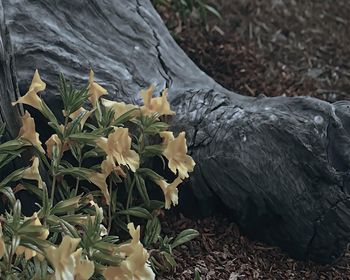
[0,70,197,279]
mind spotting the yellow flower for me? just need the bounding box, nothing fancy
[96,127,139,172]
[18,111,45,154]
[45,134,62,159]
[88,70,107,106]
[69,107,93,128]
[101,98,140,120]
[45,235,81,280]
[100,155,117,177]
[103,223,155,280]
[12,69,46,111]
[16,212,49,260]
[0,224,6,259]
[101,156,127,179]
[156,177,183,209]
[162,132,195,179]
[72,248,95,280]
[89,172,110,205]
[159,131,175,147]
[22,157,43,188]
[140,85,175,116]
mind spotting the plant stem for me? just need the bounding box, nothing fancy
[50,175,57,206]
[73,152,82,197]
[126,176,136,224]
[107,177,113,234]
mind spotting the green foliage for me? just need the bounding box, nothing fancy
[0,71,198,279]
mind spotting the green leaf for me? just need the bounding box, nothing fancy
[50,196,81,215]
[203,4,222,19]
[47,122,64,138]
[143,216,161,247]
[18,225,47,237]
[65,110,91,135]
[0,139,28,153]
[41,184,50,216]
[34,257,48,280]
[93,240,118,255]
[140,200,164,211]
[60,214,90,226]
[0,187,16,206]
[0,167,26,188]
[12,200,22,228]
[194,269,201,280]
[143,145,163,158]
[111,108,139,126]
[117,207,152,220]
[92,251,123,266]
[59,219,80,238]
[41,101,59,125]
[134,174,150,206]
[20,235,51,251]
[137,168,163,181]
[59,73,89,116]
[171,229,199,249]
[0,149,24,169]
[69,133,101,143]
[162,251,177,268]
[57,166,91,179]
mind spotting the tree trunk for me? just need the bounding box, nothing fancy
[0,0,21,139]
[2,0,350,264]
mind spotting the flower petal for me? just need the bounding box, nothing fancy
[18,111,45,154]
[12,70,45,111]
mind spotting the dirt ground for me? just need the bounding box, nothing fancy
[156,0,350,279]
[159,215,350,280]
[159,0,350,102]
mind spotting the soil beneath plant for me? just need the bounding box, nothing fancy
[159,215,350,280]
[155,0,350,279]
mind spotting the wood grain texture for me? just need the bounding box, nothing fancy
[1,0,350,263]
[0,0,21,139]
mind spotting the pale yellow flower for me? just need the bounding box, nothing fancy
[22,157,43,188]
[16,212,49,260]
[18,111,45,154]
[159,131,175,147]
[89,172,110,205]
[101,156,127,179]
[162,132,195,179]
[101,98,140,120]
[88,70,107,106]
[155,177,183,209]
[69,107,93,128]
[12,69,46,111]
[101,155,116,177]
[72,248,95,280]
[45,235,81,280]
[140,85,175,116]
[0,224,6,259]
[45,134,62,159]
[103,223,155,280]
[96,127,139,172]
[100,224,108,237]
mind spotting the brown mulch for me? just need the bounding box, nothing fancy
[159,0,350,102]
[155,0,350,279]
[159,215,350,280]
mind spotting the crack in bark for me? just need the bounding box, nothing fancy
[135,0,172,87]
[306,196,350,258]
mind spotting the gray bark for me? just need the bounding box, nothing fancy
[1,0,350,263]
[0,0,21,139]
